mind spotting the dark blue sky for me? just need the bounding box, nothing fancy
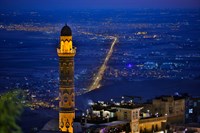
[0,0,200,10]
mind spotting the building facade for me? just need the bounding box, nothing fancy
[57,25,76,132]
[139,116,167,133]
[152,96,185,124]
[115,106,143,133]
[185,96,200,123]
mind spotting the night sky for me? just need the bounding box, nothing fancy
[0,0,200,10]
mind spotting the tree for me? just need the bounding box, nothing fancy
[0,90,24,133]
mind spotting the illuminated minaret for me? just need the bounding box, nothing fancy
[57,25,76,133]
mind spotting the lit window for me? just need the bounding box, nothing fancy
[189,108,193,114]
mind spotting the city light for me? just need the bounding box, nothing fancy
[88,36,118,91]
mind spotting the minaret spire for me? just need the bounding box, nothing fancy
[57,25,76,133]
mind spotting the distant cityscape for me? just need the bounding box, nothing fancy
[0,9,200,132]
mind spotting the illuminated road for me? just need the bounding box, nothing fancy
[88,36,118,91]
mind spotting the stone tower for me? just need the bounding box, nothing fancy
[57,25,76,133]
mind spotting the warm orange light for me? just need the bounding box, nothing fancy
[58,26,76,133]
[59,112,75,132]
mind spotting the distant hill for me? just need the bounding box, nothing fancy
[76,79,200,110]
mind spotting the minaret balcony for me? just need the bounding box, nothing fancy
[57,47,76,57]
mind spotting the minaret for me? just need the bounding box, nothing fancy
[57,25,76,133]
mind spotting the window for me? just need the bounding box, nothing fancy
[186,114,188,118]
[169,107,173,114]
[155,124,158,131]
[189,108,193,114]
[152,125,155,132]
[136,111,138,119]
[124,112,127,120]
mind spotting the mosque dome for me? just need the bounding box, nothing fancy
[60,25,72,36]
